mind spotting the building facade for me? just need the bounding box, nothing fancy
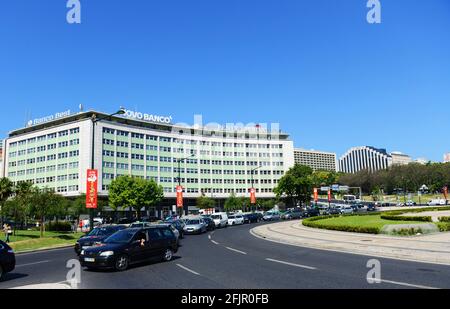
[339,146,392,173]
[390,152,412,166]
[1,111,295,213]
[294,149,337,172]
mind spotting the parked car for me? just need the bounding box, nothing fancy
[202,217,216,231]
[281,209,303,220]
[210,213,229,228]
[328,207,341,215]
[404,200,417,207]
[165,219,186,238]
[263,211,281,221]
[305,207,320,217]
[0,240,15,281]
[340,206,354,214]
[366,204,377,212]
[75,225,127,255]
[183,218,207,235]
[243,213,260,224]
[228,215,245,226]
[79,227,178,271]
[427,199,447,206]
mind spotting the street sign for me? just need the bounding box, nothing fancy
[339,185,349,192]
[176,186,183,208]
[320,186,330,192]
[250,188,257,204]
[332,184,340,191]
[86,169,98,209]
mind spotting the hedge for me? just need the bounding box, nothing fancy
[436,222,450,232]
[380,214,432,222]
[438,217,450,222]
[302,215,380,234]
[45,221,72,232]
[380,206,450,222]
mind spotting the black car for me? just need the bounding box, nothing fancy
[305,208,320,217]
[164,219,186,238]
[367,204,377,212]
[328,208,341,215]
[202,217,216,231]
[0,240,15,281]
[75,225,127,255]
[79,227,178,271]
[243,213,260,224]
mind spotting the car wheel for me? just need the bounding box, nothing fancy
[115,255,129,271]
[163,248,174,262]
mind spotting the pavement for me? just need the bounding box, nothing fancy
[251,220,450,265]
[1,222,450,289]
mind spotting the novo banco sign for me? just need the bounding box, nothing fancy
[122,109,173,124]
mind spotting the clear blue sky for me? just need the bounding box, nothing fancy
[1,0,449,161]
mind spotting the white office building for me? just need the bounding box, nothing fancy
[294,149,337,172]
[339,146,392,173]
[390,152,412,166]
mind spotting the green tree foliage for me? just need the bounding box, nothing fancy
[109,176,164,219]
[0,177,14,220]
[224,193,242,211]
[339,162,450,195]
[274,164,314,207]
[196,195,216,210]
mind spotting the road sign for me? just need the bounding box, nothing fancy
[320,186,330,192]
[86,169,98,209]
[176,186,183,208]
[332,184,340,191]
[339,185,349,192]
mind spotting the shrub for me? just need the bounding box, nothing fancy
[438,217,450,222]
[380,214,432,222]
[302,217,380,234]
[436,222,450,232]
[45,221,72,232]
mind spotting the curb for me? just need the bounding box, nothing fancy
[15,244,74,255]
[250,226,450,267]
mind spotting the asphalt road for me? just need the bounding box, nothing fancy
[2,222,450,289]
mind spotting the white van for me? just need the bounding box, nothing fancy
[427,199,447,206]
[210,212,228,228]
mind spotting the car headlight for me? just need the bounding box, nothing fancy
[100,251,114,257]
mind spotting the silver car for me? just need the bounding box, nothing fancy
[183,219,207,235]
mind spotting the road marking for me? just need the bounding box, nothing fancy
[225,247,247,255]
[265,258,317,270]
[16,260,51,268]
[176,264,201,276]
[379,279,438,290]
[208,235,211,240]
[211,240,219,245]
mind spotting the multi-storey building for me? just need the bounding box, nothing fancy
[1,110,295,215]
[390,152,412,166]
[339,146,392,173]
[294,149,337,172]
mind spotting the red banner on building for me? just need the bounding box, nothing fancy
[444,186,448,200]
[86,169,98,209]
[176,185,184,208]
[313,188,319,202]
[250,188,257,204]
[328,189,332,202]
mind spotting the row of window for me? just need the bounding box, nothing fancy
[9,128,80,148]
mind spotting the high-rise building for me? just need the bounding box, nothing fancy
[0,140,3,178]
[339,146,392,173]
[294,149,337,172]
[2,110,295,216]
[390,152,412,166]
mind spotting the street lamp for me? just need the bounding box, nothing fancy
[250,165,262,212]
[89,108,126,231]
[176,153,195,217]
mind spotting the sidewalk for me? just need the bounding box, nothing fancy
[251,221,450,265]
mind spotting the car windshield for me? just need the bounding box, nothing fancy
[211,215,221,220]
[229,215,236,219]
[87,227,113,237]
[104,229,136,244]
[187,220,200,225]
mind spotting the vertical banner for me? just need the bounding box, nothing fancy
[250,188,257,204]
[313,188,319,203]
[444,186,448,200]
[328,189,332,202]
[176,185,184,208]
[86,169,98,209]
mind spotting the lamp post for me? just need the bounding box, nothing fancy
[89,108,126,231]
[176,153,195,217]
[250,165,262,212]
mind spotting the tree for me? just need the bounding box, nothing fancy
[28,187,64,237]
[109,176,164,220]
[196,195,216,210]
[224,193,241,212]
[4,182,33,234]
[0,178,14,223]
[274,164,314,207]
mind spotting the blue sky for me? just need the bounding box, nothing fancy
[0,0,449,161]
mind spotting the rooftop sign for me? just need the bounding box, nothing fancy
[122,109,172,124]
[27,110,71,127]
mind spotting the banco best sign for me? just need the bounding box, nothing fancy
[123,109,172,124]
[27,110,71,127]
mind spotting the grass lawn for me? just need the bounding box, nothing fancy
[4,230,85,253]
[306,215,427,234]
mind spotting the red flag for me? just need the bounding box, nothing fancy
[250,188,257,204]
[176,186,184,208]
[86,169,98,209]
[328,189,332,202]
[444,186,448,200]
[313,188,319,202]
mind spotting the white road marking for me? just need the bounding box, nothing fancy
[225,247,247,255]
[211,240,219,245]
[176,264,201,276]
[16,260,51,268]
[379,279,438,290]
[265,258,317,270]
[208,235,211,240]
